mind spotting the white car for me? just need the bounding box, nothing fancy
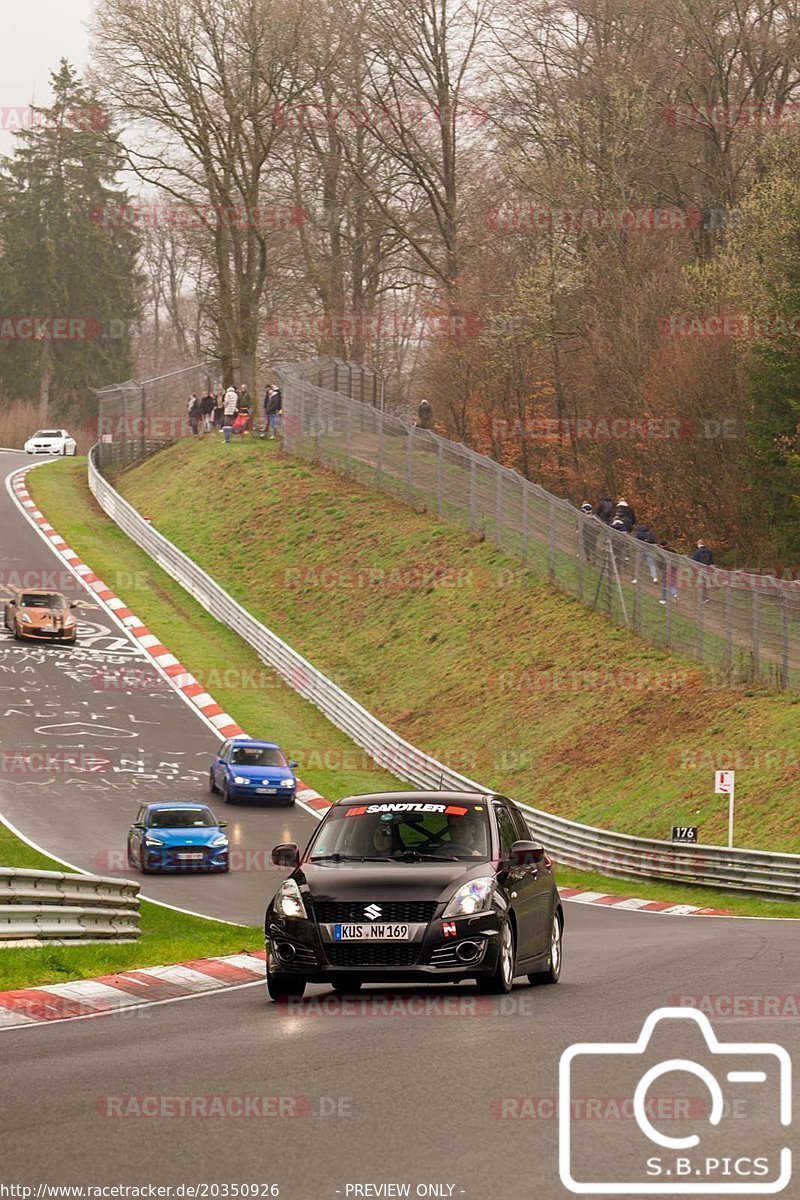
[24,429,77,456]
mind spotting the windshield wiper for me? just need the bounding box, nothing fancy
[309,853,392,862]
[393,850,460,862]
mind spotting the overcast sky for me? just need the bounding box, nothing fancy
[0,0,94,156]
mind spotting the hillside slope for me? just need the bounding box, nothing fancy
[117,439,800,851]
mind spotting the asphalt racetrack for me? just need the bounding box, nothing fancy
[1,451,797,1199]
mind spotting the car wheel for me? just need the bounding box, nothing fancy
[267,962,306,1001]
[2,610,9,630]
[12,621,21,640]
[209,770,218,794]
[331,977,363,993]
[221,781,232,804]
[528,912,562,986]
[126,846,135,869]
[282,796,295,806]
[476,920,515,995]
[138,846,150,875]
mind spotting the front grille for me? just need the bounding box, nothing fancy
[324,943,421,968]
[312,900,438,924]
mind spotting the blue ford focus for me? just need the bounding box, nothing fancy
[127,803,229,873]
[209,737,298,805]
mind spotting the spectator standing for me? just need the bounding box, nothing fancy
[199,390,215,433]
[614,496,636,532]
[658,539,679,604]
[213,391,225,429]
[264,386,282,438]
[692,539,714,604]
[595,495,615,524]
[238,386,251,431]
[187,393,201,436]
[579,501,601,566]
[418,398,433,429]
[222,386,239,443]
[632,524,659,585]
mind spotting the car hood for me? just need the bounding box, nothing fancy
[296,859,492,903]
[19,607,70,624]
[141,827,223,846]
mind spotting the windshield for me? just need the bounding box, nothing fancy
[230,746,287,767]
[19,593,68,609]
[309,801,490,861]
[33,431,62,438]
[148,808,216,829]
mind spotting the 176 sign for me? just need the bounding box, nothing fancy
[671,825,698,843]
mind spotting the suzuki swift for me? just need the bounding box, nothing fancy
[265,791,563,999]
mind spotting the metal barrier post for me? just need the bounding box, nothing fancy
[437,443,444,516]
[495,468,503,547]
[407,425,414,503]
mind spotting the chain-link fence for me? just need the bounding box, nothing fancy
[92,362,216,469]
[276,361,800,692]
[275,356,384,408]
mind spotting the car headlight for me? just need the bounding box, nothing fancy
[442,877,494,918]
[274,878,307,920]
[280,778,294,787]
[21,613,32,624]
[210,835,228,847]
[233,775,250,785]
[144,835,164,846]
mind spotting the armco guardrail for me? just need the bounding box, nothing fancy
[0,866,140,944]
[86,447,800,898]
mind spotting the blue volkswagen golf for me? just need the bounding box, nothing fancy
[209,737,298,805]
[127,803,229,873]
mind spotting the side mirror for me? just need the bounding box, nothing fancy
[132,821,145,830]
[289,761,299,769]
[70,601,79,609]
[508,840,546,869]
[219,821,228,828]
[271,842,300,868]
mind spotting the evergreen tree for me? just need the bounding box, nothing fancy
[0,60,141,419]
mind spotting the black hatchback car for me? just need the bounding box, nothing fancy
[264,791,563,999]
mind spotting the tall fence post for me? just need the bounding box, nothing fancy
[436,442,444,516]
[376,408,384,487]
[347,402,353,475]
[781,594,790,689]
[407,425,414,504]
[521,485,529,566]
[495,467,503,547]
[752,589,760,682]
[469,458,477,532]
[139,384,146,461]
[725,585,733,676]
[548,498,556,580]
[696,568,704,658]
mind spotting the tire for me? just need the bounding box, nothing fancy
[3,610,8,630]
[209,770,218,794]
[331,977,362,994]
[476,920,515,995]
[221,781,232,805]
[267,962,306,1001]
[528,911,563,986]
[282,796,295,807]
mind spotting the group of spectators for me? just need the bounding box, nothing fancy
[187,385,283,443]
[579,495,714,605]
